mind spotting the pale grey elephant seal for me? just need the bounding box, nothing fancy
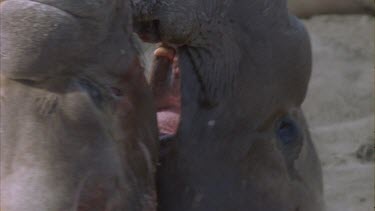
[133,0,325,210]
[1,0,158,210]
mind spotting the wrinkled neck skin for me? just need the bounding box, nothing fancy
[152,1,324,211]
[176,1,306,115]
[1,1,158,210]
[179,1,290,104]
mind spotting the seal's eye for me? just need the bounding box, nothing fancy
[79,79,103,108]
[276,117,298,145]
[275,116,303,179]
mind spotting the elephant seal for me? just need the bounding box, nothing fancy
[288,0,375,18]
[133,0,325,210]
[0,0,158,210]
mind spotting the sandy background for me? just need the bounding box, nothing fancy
[139,14,374,211]
[302,15,374,211]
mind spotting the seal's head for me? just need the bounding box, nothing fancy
[136,0,324,210]
[1,0,158,210]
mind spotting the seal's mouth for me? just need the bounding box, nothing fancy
[150,46,181,140]
[135,20,182,141]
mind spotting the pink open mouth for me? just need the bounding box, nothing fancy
[151,46,181,137]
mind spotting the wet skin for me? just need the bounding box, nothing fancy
[134,0,325,210]
[1,0,158,210]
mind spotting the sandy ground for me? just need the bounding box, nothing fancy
[301,15,374,211]
[139,14,374,211]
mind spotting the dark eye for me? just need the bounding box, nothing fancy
[276,117,298,145]
[78,79,103,108]
[275,116,303,179]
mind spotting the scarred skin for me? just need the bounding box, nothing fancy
[134,0,325,211]
[0,0,158,210]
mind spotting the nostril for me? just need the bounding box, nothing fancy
[134,19,161,43]
[152,19,160,29]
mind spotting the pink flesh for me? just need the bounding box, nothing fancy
[157,111,180,135]
[154,51,181,136]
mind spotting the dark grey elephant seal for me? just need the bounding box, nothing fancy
[133,0,325,210]
[1,0,158,210]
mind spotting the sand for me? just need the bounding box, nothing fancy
[301,15,374,211]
